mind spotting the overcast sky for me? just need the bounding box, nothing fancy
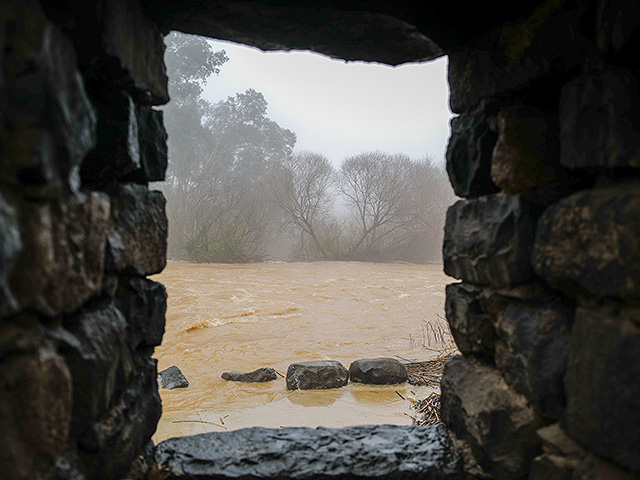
[201,40,452,167]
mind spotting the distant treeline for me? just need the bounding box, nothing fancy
[159,32,455,263]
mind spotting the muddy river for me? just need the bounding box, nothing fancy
[151,261,451,441]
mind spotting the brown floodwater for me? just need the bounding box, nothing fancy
[151,261,451,441]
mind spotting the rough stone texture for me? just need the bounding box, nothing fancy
[349,357,408,385]
[80,87,141,185]
[158,365,189,389]
[62,301,132,436]
[286,360,349,390]
[0,347,72,480]
[564,306,640,474]
[530,423,639,480]
[155,424,462,480]
[447,2,592,113]
[0,193,21,316]
[101,0,169,105]
[532,183,640,303]
[493,299,573,419]
[115,277,167,351]
[1,1,97,196]
[222,367,278,382]
[443,194,540,288]
[597,0,640,56]
[106,183,167,276]
[134,107,168,182]
[79,358,162,480]
[445,282,498,358]
[445,112,499,197]
[560,68,640,169]
[491,105,563,193]
[9,191,110,316]
[441,355,543,480]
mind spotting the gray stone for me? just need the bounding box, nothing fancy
[448,3,591,112]
[560,68,640,169]
[491,105,563,193]
[9,191,110,316]
[221,367,278,383]
[0,193,21,316]
[115,277,167,351]
[79,359,162,480]
[349,357,408,385]
[443,194,540,288]
[159,366,189,389]
[286,360,349,390]
[441,355,543,480]
[1,3,97,195]
[532,183,640,303]
[106,183,167,276]
[445,112,499,197]
[0,347,72,480]
[155,424,462,480]
[493,299,573,419]
[445,282,498,358]
[62,301,132,436]
[80,88,141,185]
[564,306,640,473]
[134,107,168,182]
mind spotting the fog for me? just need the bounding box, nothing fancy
[201,40,453,165]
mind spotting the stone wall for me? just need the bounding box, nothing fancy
[441,1,640,478]
[1,0,638,479]
[0,1,168,478]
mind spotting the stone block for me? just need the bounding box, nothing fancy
[62,301,132,436]
[445,282,497,358]
[222,367,278,382]
[101,0,169,105]
[491,105,563,193]
[493,299,573,419]
[115,276,166,350]
[9,191,110,316]
[445,112,499,197]
[80,88,141,185]
[560,68,640,169]
[0,347,72,480]
[532,183,640,303]
[0,192,21,316]
[158,365,189,389]
[1,2,96,194]
[134,107,168,182]
[106,184,167,276]
[441,355,543,480]
[443,194,540,287]
[286,360,349,390]
[448,2,592,113]
[564,306,640,473]
[349,357,408,385]
[79,358,162,480]
[155,424,462,480]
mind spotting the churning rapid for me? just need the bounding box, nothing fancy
[151,261,451,441]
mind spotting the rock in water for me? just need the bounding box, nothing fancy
[349,357,408,385]
[222,368,278,382]
[286,360,349,390]
[158,366,188,389]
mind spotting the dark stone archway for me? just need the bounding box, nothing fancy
[0,1,638,479]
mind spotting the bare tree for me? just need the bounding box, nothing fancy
[268,151,336,259]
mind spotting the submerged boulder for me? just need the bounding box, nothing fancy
[286,360,349,390]
[222,368,278,383]
[158,366,188,389]
[349,358,408,385]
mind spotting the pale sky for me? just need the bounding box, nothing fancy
[202,40,453,167]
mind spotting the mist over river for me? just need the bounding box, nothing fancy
[151,261,451,441]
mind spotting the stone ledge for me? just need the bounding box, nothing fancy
[154,424,462,480]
